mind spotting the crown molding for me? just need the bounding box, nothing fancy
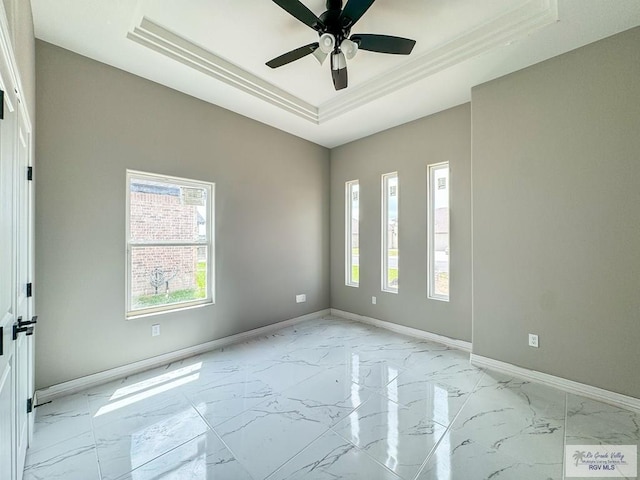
[127,0,557,124]
[319,0,558,121]
[127,17,319,123]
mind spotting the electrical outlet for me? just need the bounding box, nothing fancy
[296,294,306,303]
[152,324,160,337]
[372,296,377,305]
[528,333,539,348]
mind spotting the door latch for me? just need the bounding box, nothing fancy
[13,317,34,340]
[18,316,37,327]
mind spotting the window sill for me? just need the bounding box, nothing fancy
[126,301,214,320]
[428,295,449,302]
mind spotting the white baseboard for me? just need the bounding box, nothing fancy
[471,354,640,412]
[36,309,331,403]
[333,309,639,411]
[36,307,639,413]
[331,308,472,353]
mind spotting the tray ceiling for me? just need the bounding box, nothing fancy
[32,0,640,147]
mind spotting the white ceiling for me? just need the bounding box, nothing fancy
[32,0,640,148]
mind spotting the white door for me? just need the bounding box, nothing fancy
[0,73,18,480]
[0,40,34,480]
[14,99,33,480]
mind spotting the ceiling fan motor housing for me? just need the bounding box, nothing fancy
[319,5,351,49]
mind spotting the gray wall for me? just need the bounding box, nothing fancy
[34,25,640,398]
[472,27,640,398]
[330,104,472,342]
[35,41,330,389]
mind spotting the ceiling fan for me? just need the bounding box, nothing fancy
[266,0,417,91]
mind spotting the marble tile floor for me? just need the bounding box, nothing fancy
[24,315,639,480]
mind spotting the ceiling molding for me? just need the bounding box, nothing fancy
[127,17,320,124]
[318,0,558,122]
[128,0,557,125]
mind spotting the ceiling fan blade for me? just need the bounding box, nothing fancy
[351,34,416,54]
[266,43,319,69]
[272,0,325,31]
[339,0,376,28]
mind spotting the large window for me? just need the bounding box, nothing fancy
[382,172,398,293]
[126,170,214,317]
[428,162,449,301]
[345,180,360,287]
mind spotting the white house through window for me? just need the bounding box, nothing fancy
[345,180,359,287]
[428,163,449,301]
[382,172,398,293]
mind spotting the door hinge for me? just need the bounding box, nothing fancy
[26,283,32,297]
[27,166,33,181]
[0,89,4,120]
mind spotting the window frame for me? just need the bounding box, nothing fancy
[381,172,398,294]
[345,180,360,287]
[427,162,450,301]
[125,170,215,319]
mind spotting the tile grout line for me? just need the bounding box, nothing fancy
[410,370,488,480]
[112,433,206,480]
[326,394,411,480]
[562,392,568,480]
[335,385,403,463]
[262,375,380,478]
[183,363,331,479]
[94,390,210,480]
[313,362,487,480]
[262,423,343,480]
[181,391,256,478]
[262,373,408,479]
[26,397,93,456]
[261,335,484,479]
[86,392,104,480]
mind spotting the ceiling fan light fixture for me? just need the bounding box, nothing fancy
[340,39,358,60]
[312,49,328,65]
[319,33,336,54]
[331,50,347,70]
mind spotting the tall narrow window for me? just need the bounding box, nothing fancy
[382,172,398,293]
[126,170,214,317]
[345,180,360,287]
[428,162,449,301]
